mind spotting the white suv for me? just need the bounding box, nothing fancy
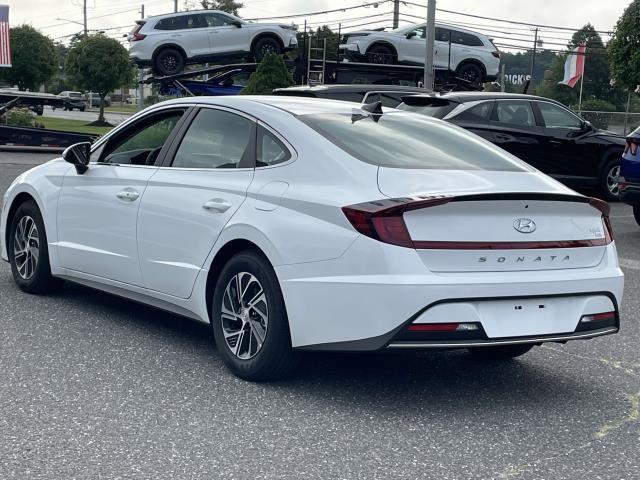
[129,10,298,76]
[339,23,500,85]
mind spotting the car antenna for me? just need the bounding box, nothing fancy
[352,101,384,124]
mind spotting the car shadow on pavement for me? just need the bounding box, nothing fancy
[42,280,593,411]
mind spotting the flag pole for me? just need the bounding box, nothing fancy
[578,72,584,114]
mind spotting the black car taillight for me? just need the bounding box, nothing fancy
[342,196,451,248]
[589,197,614,243]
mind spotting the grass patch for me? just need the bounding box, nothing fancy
[39,117,114,136]
[96,104,139,114]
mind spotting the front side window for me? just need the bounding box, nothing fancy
[203,13,238,27]
[410,27,426,39]
[299,112,528,171]
[257,126,291,167]
[97,111,183,165]
[538,102,583,129]
[172,109,255,169]
[495,101,536,127]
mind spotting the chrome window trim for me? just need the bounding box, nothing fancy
[444,99,491,120]
[534,99,584,129]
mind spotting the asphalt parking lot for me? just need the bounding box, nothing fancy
[0,151,639,480]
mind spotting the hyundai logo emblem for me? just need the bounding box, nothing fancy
[513,218,536,234]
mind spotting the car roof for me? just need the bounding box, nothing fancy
[274,84,429,94]
[144,9,242,21]
[148,95,390,116]
[418,92,561,103]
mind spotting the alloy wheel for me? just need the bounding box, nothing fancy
[607,164,620,196]
[13,215,39,281]
[162,55,178,72]
[260,43,276,56]
[221,272,268,360]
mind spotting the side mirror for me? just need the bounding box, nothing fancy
[406,31,417,39]
[582,120,594,131]
[231,19,242,28]
[62,142,91,174]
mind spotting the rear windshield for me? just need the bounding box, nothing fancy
[396,101,457,119]
[298,112,529,171]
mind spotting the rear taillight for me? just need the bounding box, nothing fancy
[625,139,638,155]
[342,196,451,248]
[489,39,501,58]
[589,197,614,242]
[131,24,146,41]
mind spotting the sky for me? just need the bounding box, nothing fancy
[2,0,634,52]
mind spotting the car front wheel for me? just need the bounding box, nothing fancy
[455,62,485,86]
[366,44,397,64]
[252,37,282,62]
[211,250,297,381]
[601,159,620,201]
[8,200,61,294]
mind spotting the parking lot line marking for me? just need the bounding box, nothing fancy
[619,258,640,270]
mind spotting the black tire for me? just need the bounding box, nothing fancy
[600,158,620,201]
[8,200,62,294]
[468,344,534,360]
[366,44,397,64]
[211,250,297,381]
[153,47,185,76]
[80,106,85,112]
[252,37,282,62]
[456,62,485,86]
[633,205,640,226]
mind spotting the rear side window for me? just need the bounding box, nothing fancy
[396,101,457,119]
[155,15,203,30]
[172,109,255,169]
[453,101,493,122]
[299,112,528,171]
[257,126,291,167]
[450,30,484,47]
[495,101,536,127]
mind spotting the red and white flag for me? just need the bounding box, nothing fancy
[558,42,586,88]
[0,5,10,67]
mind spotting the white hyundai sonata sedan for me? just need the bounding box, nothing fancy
[1,96,623,380]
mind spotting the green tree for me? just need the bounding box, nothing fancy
[536,24,622,108]
[200,0,243,15]
[240,53,293,95]
[65,34,135,124]
[0,25,57,91]
[609,0,640,90]
[296,25,339,61]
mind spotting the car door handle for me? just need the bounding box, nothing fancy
[495,134,511,141]
[202,199,231,213]
[116,190,140,201]
[549,139,563,145]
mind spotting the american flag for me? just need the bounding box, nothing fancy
[0,5,10,67]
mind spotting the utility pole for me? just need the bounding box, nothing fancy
[529,27,539,79]
[174,0,178,13]
[393,0,400,29]
[83,0,87,35]
[140,4,145,18]
[423,0,436,91]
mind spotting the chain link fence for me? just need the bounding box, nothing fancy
[578,111,640,136]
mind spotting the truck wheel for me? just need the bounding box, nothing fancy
[634,205,640,226]
[153,48,185,76]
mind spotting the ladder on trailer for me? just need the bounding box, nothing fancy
[307,37,327,85]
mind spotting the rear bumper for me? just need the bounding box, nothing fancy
[278,236,624,350]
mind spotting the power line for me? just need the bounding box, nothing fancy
[245,1,393,21]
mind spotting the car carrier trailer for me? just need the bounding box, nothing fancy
[0,91,97,151]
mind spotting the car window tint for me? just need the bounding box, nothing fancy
[100,112,183,165]
[396,101,457,119]
[435,27,450,42]
[450,30,484,46]
[410,27,426,39]
[172,109,255,169]
[495,101,536,127]
[299,112,528,171]
[204,13,235,27]
[257,126,291,167]
[379,93,405,108]
[538,102,582,129]
[156,15,202,30]
[454,101,493,122]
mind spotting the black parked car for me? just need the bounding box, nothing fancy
[274,84,429,108]
[398,92,626,200]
